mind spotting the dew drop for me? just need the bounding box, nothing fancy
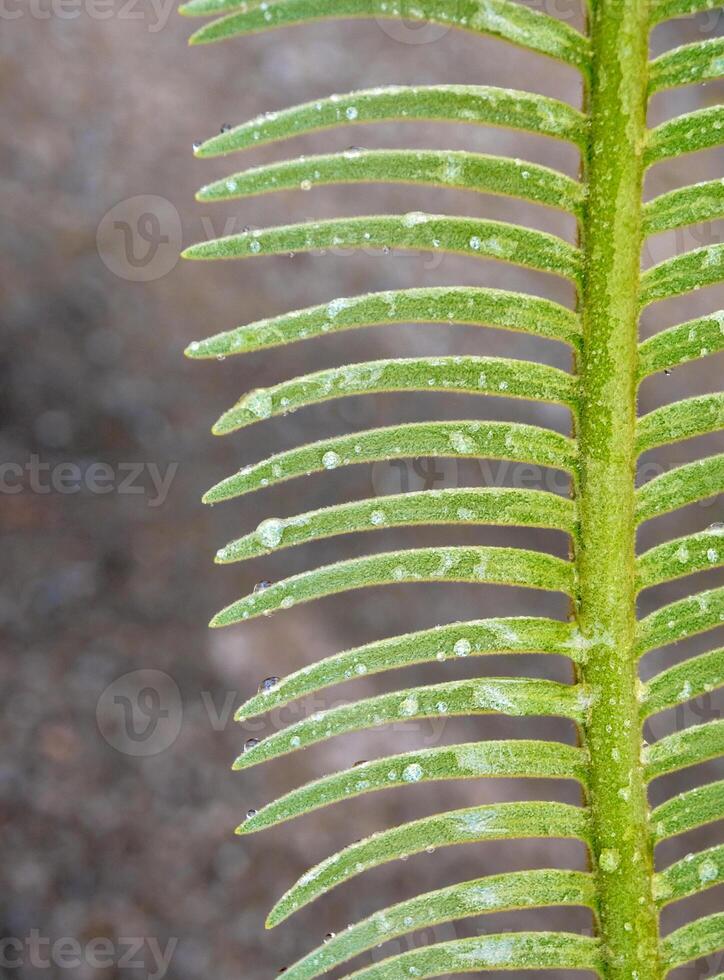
[220,122,232,133]
[254,580,272,593]
[454,638,471,658]
[322,450,341,469]
[259,676,280,693]
[244,738,260,752]
[257,518,284,548]
[323,932,336,943]
[599,848,620,872]
[402,763,423,782]
[699,858,717,883]
[246,808,257,819]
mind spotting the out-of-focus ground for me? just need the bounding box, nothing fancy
[0,2,722,977]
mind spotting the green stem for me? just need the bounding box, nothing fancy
[576,2,660,977]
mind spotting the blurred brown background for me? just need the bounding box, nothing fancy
[1,1,722,977]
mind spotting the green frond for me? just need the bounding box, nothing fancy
[645,105,724,167]
[185,287,582,359]
[650,0,724,25]
[197,150,585,216]
[182,0,591,74]
[635,586,724,655]
[651,780,724,841]
[635,455,724,524]
[345,932,602,978]
[183,214,583,284]
[641,647,724,718]
[234,678,585,771]
[661,912,724,972]
[635,393,724,455]
[644,719,724,781]
[267,803,590,926]
[217,488,576,563]
[210,546,575,627]
[636,528,724,590]
[214,356,578,435]
[637,311,724,379]
[643,180,724,237]
[279,869,595,979]
[192,85,587,158]
[654,844,724,906]
[648,38,724,93]
[183,4,723,975]
[203,420,577,504]
[238,740,588,833]
[234,617,580,722]
[639,242,724,307]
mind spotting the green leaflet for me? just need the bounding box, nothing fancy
[635,587,724,655]
[635,393,724,455]
[185,287,582,359]
[218,489,575,563]
[661,913,724,971]
[645,105,724,167]
[635,455,724,524]
[192,85,587,158]
[183,213,583,284]
[210,545,575,627]
[643,180,724,236]
[654,844,724,906]
[234,617,580,721]
[198,149,585,216]
[182,0,591,74]
[641,647,724,718]
[239,740,588,833]
[346,932,602,977]
[268,803,590,925]
[651,781,724,841]
[279,869,595,979]
[637,311,724,379]
[204,420,577,504]
[639,242,724,306]
[644,719,724,781]
[650,0,724,25]
[214,356,578,434]
[648,37,724,93]
[636,528,724,590]
[234,678,586,770]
